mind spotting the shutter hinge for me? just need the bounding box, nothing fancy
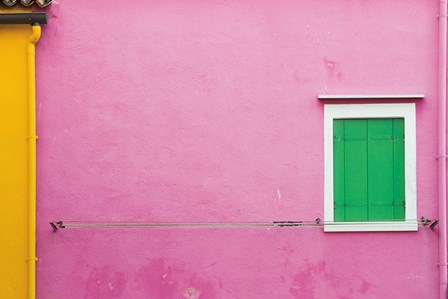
[333,136,342,143]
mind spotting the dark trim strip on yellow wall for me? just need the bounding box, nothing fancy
[0,12,46,24]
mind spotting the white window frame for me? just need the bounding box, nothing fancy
[324,104,417,232]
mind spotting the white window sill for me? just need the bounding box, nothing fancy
[324,220,418,232]
[318,94,424,100]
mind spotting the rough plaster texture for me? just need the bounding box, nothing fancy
[36,1,439,298]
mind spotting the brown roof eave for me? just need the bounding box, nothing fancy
[2,0,52,8]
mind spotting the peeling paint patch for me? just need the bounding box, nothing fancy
[358,280,373,294]
[135,259,182,298]
[287,261,377,298]
[289,267,315,298]
[38,102,42,118]
[183,287,200,299]
[324,57,337,69]
[323,57,343,83]
[405,273,425,280]
[85,267,126,298]
[187,276,217,298]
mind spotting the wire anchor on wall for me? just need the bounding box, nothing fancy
[49,217,436,232]
[421,217,439,229]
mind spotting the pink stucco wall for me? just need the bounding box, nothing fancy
[36,1,440,298]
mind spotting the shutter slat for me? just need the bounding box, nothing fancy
[333,120,345,221]
[393,119,406,220]
[344,120,368,221]
[368,119,394,221]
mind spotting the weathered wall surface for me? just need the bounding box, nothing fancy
[36,1,439,298]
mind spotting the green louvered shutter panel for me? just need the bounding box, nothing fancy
[333,119,405,222]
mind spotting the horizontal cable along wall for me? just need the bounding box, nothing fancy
[50,218,436,230]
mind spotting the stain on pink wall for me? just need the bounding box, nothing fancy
[36,1,439,298]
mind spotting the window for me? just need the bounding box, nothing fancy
[324,104,417,232]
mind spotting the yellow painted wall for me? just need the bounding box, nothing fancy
[0,24,33,298]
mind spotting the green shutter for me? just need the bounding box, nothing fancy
[392,119,405,220]
[368,119,394,220]
[333,120,345,221]
[344,120,368,221]
[333,118,405,222]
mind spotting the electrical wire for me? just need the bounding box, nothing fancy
[50,218,435,230]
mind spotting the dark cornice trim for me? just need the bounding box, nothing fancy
[0,12,47,24]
